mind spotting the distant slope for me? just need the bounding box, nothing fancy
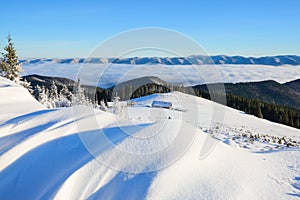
[194,80,300,110]
[23,74,106,99]
[108,76,170,100]
[23,74,77,88]
[284,79,300,93]
[20,55,300,66]
[23,75,170,102]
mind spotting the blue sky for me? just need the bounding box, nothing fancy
[0,0,299,58]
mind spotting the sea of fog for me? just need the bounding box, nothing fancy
[22,63,300,88]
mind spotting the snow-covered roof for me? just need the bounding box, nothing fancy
[151,100,172,108]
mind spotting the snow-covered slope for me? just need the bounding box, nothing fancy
[0,77,44,123]
[0,78,299,199]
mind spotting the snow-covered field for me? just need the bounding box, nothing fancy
[22,63,300,87]
[0,77,300,199]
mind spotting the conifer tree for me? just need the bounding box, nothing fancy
[60,84,72,100]
[57,84,72,107]
[20,78,33,94]
[0,35,22,83]
[72,78,87,106]
[49,81,59,107]
[38,86,52,108]
[49,81,58,99]
[113,94,121,114]
[33,85,42,100]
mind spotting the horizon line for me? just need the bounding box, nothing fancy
[19,54,300,60]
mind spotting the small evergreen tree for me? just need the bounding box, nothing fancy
[72,78,88,106]
[113,94,121,114]
[0,35,22,83]
[38,86,52,108]
[33,85,42,100]
[49,81,59,107]
[60,84,72,100]
[49,81,58,99]
[58,84,72,107]
[20,78,33,94]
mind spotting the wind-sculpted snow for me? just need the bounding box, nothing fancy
[0,78,300,199]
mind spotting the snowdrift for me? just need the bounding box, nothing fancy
[0,77,299,199]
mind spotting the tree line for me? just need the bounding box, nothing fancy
[193,88,300,129]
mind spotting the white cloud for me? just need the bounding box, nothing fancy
[22,63,300,88]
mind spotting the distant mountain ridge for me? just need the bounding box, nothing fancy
[20,55,300,66]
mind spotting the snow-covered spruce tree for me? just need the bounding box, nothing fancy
[33,85,42,100]
[60,84,72,100]
[49,81,59,108]
[38,86,52,108]
[0,35,22,83]
[72,78,89,106]
[20,78,33,94]
[58,84,72,107]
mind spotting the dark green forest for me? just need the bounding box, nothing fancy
[192,88,300,129]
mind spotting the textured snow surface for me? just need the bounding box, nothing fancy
[0,78,299,199]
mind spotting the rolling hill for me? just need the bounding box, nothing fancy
[0,77,299,199]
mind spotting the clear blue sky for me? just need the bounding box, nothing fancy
[0,0,299,58]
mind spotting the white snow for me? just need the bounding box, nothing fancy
[0,77,299,199]
[0,77,44,123]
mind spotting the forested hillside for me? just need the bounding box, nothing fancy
[23,75,300,129]
[193,80,300,110]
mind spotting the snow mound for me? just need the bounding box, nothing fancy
[0,77,44,122]
[0,77,299,199]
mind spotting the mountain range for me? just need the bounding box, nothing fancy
[20,55,300,66]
